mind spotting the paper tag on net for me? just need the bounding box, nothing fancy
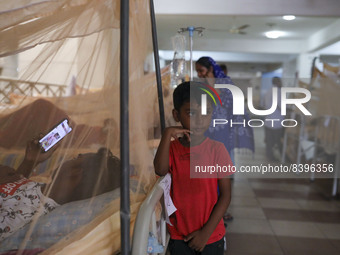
[158,173,177,226]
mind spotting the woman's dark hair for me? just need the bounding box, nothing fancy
[196,56,212,69]
[272,76,282,88]
[220,64,228,75]
[75,147,121,200]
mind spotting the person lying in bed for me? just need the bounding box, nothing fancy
[0,99,116,148]
[0,137,120,241]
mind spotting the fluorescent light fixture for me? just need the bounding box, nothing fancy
[283,15,296,21]
[265,30,284,39]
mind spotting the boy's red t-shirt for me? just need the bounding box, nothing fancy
[168,137,233,244]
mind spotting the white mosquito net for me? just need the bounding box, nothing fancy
[0,0,164,253]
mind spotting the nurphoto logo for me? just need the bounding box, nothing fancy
[200,83,312,128]
[197,83,223,115]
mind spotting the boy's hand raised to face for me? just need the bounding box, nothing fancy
[164,126,192,142]
[154,126,193,176]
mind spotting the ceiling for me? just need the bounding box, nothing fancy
[153,0,340,72]
[156,15,338,46]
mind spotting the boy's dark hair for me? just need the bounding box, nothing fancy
[173,81,214,111]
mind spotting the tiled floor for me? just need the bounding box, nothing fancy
[225,127,340,255]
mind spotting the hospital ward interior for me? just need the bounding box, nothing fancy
[0,0,340,254]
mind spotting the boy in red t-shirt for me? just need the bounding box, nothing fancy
[154,81,233,254]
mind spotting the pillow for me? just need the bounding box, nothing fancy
[0,178,139,252]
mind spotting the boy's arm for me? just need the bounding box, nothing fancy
[153,127,191,176]
[185,178,231,252]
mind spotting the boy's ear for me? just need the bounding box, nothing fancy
[172,109,180,122]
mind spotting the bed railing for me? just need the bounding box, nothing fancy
[282,113,340,196]
[132,177,169,255]
[310,115,340,196]
[0,76,67,103]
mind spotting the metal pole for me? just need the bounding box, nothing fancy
[120,0,130,253]
[150,0,165,133]
[310,57,318,81]
[188,26,194,81]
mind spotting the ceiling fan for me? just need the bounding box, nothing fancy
[207,17,249,35]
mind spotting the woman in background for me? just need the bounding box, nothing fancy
[195,56,254,161]
[196,56,255,222]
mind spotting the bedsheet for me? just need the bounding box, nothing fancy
[0,178,141,253]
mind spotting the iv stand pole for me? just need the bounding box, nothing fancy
[178,26,204,81]
[188,26,194,81]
